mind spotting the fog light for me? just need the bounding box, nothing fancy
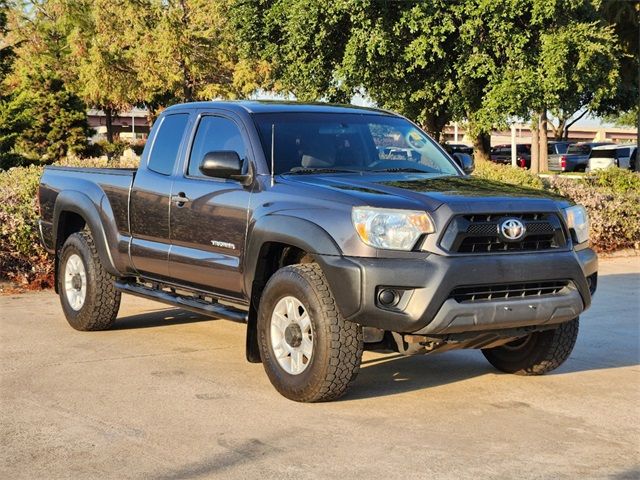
[378,288,400,307]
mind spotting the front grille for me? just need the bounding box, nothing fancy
[450,281,570,303]
[440,212,567,254]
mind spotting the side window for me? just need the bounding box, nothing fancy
[188,116,247,177]
[148,113,189,175]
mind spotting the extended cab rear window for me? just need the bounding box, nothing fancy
[591,149,617,159]
[148,113,189,175]
[567,144,591,155]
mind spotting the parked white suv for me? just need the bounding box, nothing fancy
[588,144,637,171]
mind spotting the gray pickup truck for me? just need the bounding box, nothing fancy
[39,101,597,402]
[548,141,614,172]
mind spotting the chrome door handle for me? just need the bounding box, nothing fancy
[171,193,190,206]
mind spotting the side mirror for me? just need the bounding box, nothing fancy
[199,151,243,179]
[453,152,475,174]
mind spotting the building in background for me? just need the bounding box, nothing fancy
[442,122,638,147]
[87,108,151,143]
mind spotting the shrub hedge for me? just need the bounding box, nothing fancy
[0,156,139,287]
[0,159,637,288]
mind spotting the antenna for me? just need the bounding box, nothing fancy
[270,123,275,186]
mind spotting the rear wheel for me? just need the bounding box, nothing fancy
[58,231,121,331]
[257,264,363,402]
[482,318,579,375]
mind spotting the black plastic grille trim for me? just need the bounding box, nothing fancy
[450,281,570,303]
[441,212,567,254]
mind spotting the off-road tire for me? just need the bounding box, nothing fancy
[257,263,363,402]
[482,318,579,375]
[58,231,121,331]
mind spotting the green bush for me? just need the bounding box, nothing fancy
[582,167,640,195]
[0,164,52,287]
[79,140,137,163]
[0,156,140,287]
[473,160,544,189]
[58,155,140,169]
[474,161,640,252]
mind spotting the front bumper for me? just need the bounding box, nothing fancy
[317,248,597,334]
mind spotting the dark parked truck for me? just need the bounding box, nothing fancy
[39,102,598,402]
[548,141,614,172]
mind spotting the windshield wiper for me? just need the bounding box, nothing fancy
[372,167,431,173]
[286,167,363,175]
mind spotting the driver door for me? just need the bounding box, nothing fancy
[168,112,253,299]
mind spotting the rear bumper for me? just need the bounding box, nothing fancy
[317,248,597,334]
[588,158,616,171]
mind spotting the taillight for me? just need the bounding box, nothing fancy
[560,155,567,170]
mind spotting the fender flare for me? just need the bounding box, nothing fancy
[243,213,341,298]
[243,214,342,363]
[53,190,121,276]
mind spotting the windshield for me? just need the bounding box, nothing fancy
[252,113,459,176]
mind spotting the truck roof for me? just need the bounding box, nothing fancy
[591,144,636,151]
[164,100,396,116]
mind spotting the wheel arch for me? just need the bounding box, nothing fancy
[53,191,121,280]
[243,214,342,363]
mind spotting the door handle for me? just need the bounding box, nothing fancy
[171,193,190,206]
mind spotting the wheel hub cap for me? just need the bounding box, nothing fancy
[71,274,82,290]
[284,323,303,348]
[270,296,313,375]
[64,254,87,311]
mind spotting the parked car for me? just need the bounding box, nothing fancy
[588,144,637,171]
[548,141,575,155]
[444,143,473,156]
[631,148,638,172]
[548,142,615,172]
[490,144,531,168]
[38,101,597,402]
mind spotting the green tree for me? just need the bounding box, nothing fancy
[66,0,141,144]
[600,0,639,153]
[0,0,13,82]
[234,0,353,102]
[455,0,621,169]
[0,0,30,169]
[234,0,460,138]
[341,1,459,138]
[234,0,623,170]
[132,0,267,115]
[6,0,89,163]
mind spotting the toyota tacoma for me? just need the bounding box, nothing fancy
[38,101,597,402]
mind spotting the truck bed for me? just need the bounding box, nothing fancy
[39,166,136,253]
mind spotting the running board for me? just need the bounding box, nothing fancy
[115,281,248,323]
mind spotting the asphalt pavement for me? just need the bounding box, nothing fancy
[1,256,638,479]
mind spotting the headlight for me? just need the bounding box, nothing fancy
[563,205,589,244]
[352,207,435,250]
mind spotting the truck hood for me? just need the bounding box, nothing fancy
[282,173,566,211]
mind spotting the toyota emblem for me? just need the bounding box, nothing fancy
[499,218,526,241]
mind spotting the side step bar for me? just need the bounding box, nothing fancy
[115,281,248,323]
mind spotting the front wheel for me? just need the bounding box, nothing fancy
[482,318,579,375]
[257,264,363,402]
